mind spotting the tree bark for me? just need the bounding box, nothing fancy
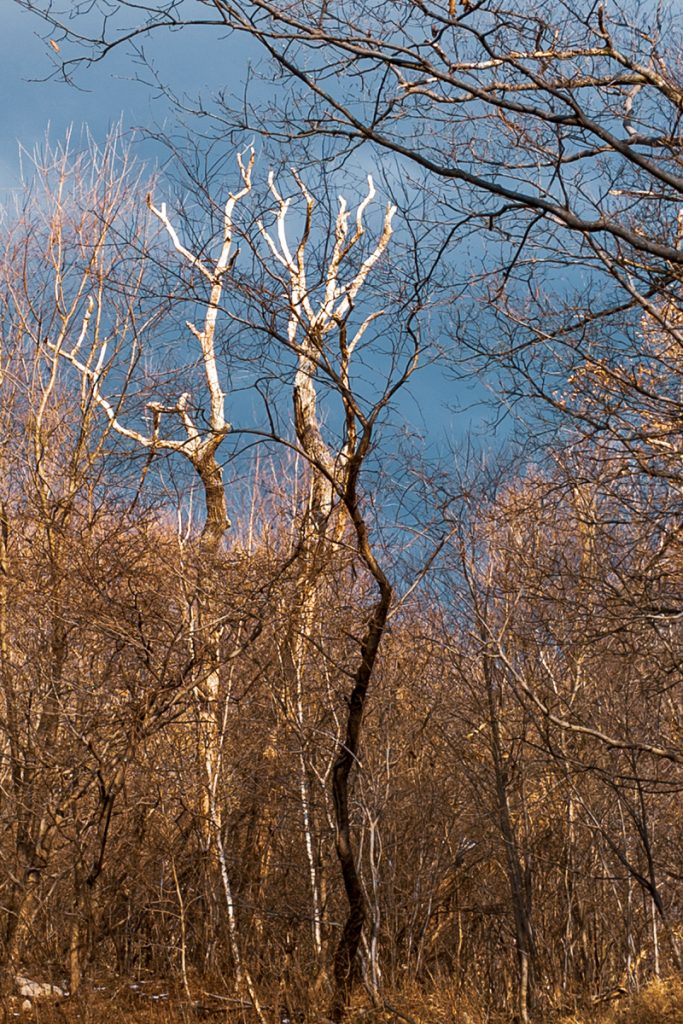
[330,555,391,1022]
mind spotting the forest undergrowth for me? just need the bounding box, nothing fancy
[3,75,683,1024]
[4,976,683,1024]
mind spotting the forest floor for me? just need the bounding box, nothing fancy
[3,975,683,1024]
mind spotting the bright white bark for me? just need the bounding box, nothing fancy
[259,173,396,529]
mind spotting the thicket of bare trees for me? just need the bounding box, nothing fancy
[4,1,683,1020]
[0,133,681,1024]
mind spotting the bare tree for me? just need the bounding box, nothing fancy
[256,170,403,1019]
[27,129,416,1018]
[0,134,152,978]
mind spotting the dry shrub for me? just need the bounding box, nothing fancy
[609,978,683,1024]
[559,977,683,1024]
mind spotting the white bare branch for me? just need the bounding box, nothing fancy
[259,172,396,349]
[347,308,385,356]
[258,169,396,529]
[60,342,154,448]
[198,148,255,432]
[334,199,396,321]
[146,198,213,283]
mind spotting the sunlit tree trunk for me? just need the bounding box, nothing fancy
[259,173,398,1020]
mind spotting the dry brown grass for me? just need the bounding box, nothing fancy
[3,976,683,1024]
[558,976,683,1024]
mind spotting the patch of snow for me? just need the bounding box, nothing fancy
[15,977,64,1000]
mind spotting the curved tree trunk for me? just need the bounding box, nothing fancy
[330,584,391,1021]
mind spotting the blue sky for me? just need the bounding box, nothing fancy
[2,6,141,186]
[1,5,498,453]
[1,6,258,187]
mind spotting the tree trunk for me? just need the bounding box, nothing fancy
[330,587,391,1023]
[484,651,535,1024]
